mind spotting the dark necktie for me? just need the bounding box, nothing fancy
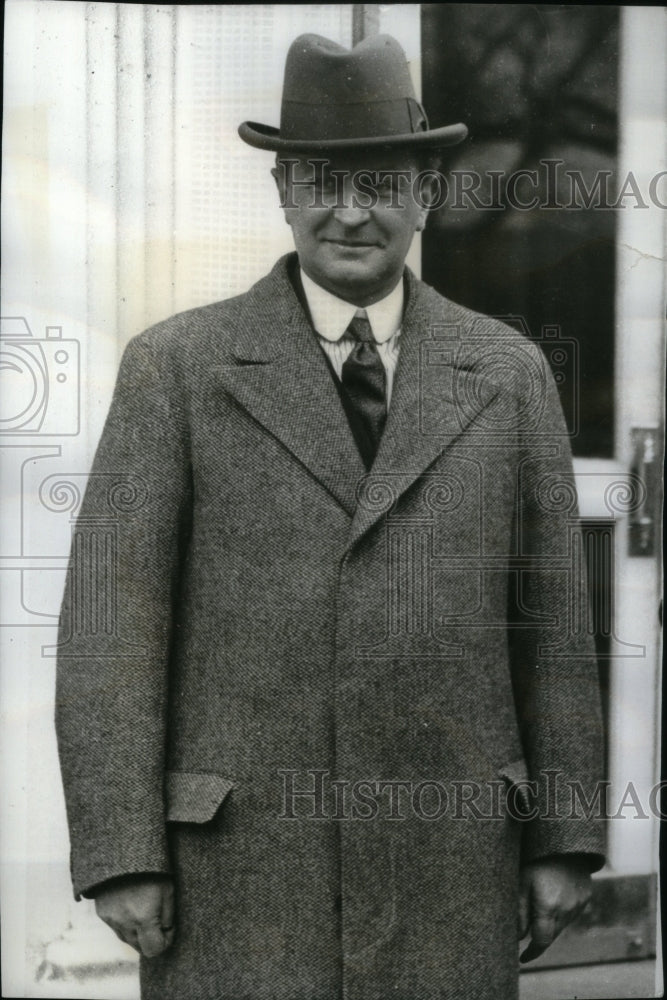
[341,312,387,463]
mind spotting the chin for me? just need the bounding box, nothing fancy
[325,258,382,284]
[328,272,378,300]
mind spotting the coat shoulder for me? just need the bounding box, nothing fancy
[412,276,554,396]
[127,293,248,368]
[414,276,541,354]
[123,255,296,378]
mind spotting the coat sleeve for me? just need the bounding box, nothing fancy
[508,338,606,871]
[55,326,192,900]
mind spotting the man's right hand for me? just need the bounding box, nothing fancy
[94,876,175,958]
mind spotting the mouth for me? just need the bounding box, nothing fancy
[324,239,381,249]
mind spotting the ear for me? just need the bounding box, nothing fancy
[415,205,429,232]
[271,164,290,218]
[414,171,440,229]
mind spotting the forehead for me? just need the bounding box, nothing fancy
[285,149,421,177]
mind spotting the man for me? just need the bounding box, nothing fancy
[56,33,605,1000]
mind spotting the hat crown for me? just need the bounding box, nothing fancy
[282,33,417,106]
[279,33,427,142]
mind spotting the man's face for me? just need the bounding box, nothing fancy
[274,150,430,306]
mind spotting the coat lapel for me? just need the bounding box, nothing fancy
[213,257,501,540]
[346,273,501,552]
[214,257,365,517]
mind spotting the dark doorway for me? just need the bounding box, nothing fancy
[421,3,618,458]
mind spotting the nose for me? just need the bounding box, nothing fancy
[332,203,371,228]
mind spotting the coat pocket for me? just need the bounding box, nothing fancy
[165,770,236,823]
[497,757,533,814]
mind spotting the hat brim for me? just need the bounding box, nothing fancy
[238,120,468,152]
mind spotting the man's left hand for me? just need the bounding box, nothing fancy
[518,855,592,963]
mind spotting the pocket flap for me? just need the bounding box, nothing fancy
[497,757,529,788]
[165,771,235,823]
[497,757,532,812]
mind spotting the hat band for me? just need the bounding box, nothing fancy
[279,97,429,141]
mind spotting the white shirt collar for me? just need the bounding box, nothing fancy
[299,267,404,345]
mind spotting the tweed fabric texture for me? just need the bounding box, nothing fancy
[56,254,605,999]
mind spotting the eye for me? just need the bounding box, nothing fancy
[313,176,337,194]
[374,174,409,201]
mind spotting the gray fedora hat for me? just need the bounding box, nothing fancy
[238,33,468,152]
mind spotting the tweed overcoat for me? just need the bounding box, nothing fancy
[56,254,605,1000]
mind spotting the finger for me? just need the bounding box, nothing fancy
[532,912,558,949]
[137,921,169,959]
[110,922,141,953]
[160,881,175,930]
[162,927,176,950]
[519,939,543,964]
[553,896,588,935]
[520,913,556,964]
[159,882,176,951]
